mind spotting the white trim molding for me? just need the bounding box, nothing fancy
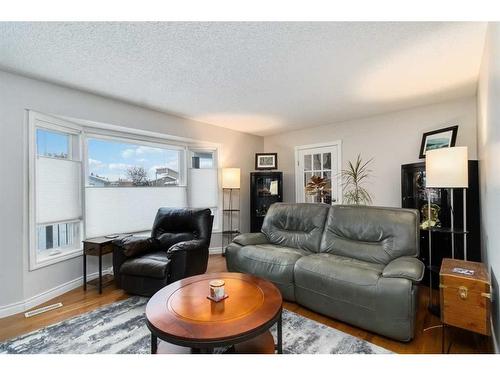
[209,246,223,255]
[28,111,85,271]
[0,268,112,319]
[27,110,225,271]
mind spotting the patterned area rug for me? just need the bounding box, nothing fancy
[0,296,392,354]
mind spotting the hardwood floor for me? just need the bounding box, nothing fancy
[0,254,493,353]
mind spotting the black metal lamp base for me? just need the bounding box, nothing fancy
[428,303,441,317]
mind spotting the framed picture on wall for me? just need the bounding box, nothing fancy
[255,153,278,170]
[419,125,458,159]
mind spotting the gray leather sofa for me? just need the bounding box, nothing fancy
[225,203,424,341]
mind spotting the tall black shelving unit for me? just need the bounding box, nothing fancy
[250,172,283,233]
[401,161,481,292]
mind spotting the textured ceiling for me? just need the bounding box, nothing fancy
[0,22,487,136]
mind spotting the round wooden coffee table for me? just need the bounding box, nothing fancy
[145,272,283,354]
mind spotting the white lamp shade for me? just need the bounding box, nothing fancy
[425,147,468,188]
[222,168,240,189]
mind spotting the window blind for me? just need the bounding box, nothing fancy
[36,157,82,224]
[85,186,187,238]
[188,168,219,208]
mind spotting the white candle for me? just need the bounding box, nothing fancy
[209,279,225,301]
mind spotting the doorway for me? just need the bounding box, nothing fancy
[295,141,342,204]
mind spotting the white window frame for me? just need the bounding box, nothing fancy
[83,132,188,188]
[28,112,84,270]
[189,148,218,169]
[28,111,223,270]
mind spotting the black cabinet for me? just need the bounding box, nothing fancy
[250,172,283,232]
[401,161,481,289]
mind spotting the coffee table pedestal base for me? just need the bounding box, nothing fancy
[152,331,277,354]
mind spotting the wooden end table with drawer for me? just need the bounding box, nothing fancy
[82,235,129,294]
[439,258,492,353]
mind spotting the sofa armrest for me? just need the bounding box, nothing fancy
[166,240,209,283]
[382,256,425,283]
[232,232,269,246]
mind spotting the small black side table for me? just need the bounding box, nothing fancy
[83,236,123,293]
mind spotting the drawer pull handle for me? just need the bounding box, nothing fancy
[458,286,468,300]
[481,292,492,299]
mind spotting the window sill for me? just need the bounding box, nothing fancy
[84,185,187,189]
[29,247,83,271]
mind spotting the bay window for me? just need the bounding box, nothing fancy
[86,137,184,187]
[28,111,220,269]
[29,114,83,269]
[84,136,187,238]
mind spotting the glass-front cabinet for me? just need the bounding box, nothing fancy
[401,161,480,289]
[250,172,283,232]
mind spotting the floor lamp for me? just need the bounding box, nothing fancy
[222,168,241,256]
[425,146,468,316]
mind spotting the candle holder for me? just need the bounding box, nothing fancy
[207,279,228,302]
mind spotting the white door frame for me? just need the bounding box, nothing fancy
[294,140,342,204]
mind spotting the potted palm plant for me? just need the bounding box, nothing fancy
[341,154,374,205]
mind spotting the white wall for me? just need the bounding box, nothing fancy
[264,97,478,206]
[0,70,263,314]
[477,22,500,352]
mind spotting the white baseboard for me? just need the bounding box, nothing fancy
[0,248,225,319]
[209,247,223,255]
[0,268,113,319]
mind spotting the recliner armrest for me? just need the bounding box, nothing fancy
[232,232,269,246]
[166,239,205,256]
[166,239,209,283]
[112,236,158,285]
[382,256,425,283]
[113,236,157,258]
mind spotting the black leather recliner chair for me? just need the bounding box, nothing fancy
[112,207,214,296]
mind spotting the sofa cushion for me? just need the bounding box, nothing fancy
[262,203,330,253]
[119,251,170,279]
[294,253,384,311]
[319,205,419,264]
[226,243,311,301]
[294,253,417,341]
